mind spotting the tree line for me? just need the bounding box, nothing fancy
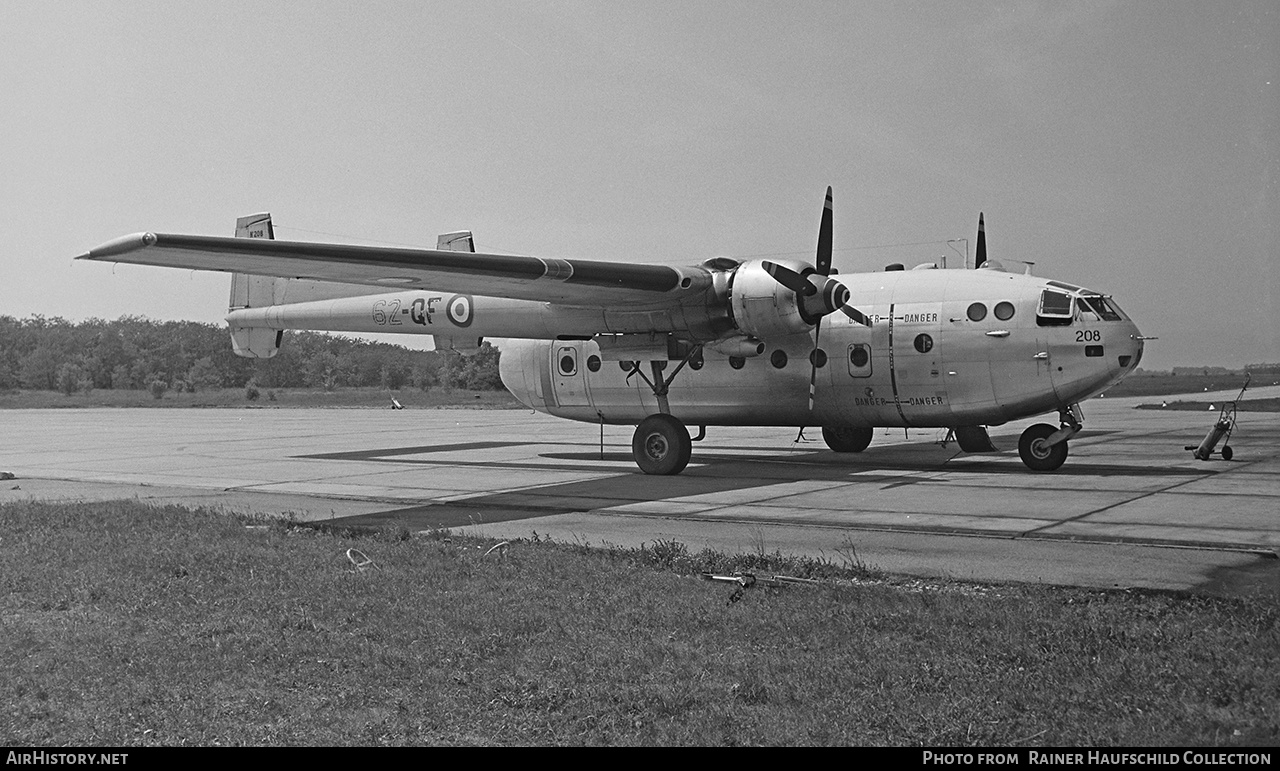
[0,316,505,394]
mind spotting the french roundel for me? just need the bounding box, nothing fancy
[445,295,473,327]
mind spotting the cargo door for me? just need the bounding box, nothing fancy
[887,302,945,425]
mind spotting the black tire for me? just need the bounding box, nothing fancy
[822,426,874,453]
[632,414,692,475]
[1221,445,1233,461]
[1018,423,1068,471]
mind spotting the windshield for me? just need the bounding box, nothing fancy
[1080,295,1123,321]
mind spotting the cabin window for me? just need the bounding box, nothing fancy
[809,349,828,368]
[847,344,872,378]
[994,301,1015,320]
[729,356,746,370]
[967,302,987,321]
[1085,346,1104,357]
[1036,290,1074,326]
[586,355,601,372]
[913,334,933,353]
[558,347,578,376]
[770,349,788,369]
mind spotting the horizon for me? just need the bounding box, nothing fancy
[3,311,1275,374]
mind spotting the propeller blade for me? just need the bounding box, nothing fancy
[975,212,986,269]
[767,189,872,333]
[761,260,817,296]
[816,186,833,276]
[840,304,873,327]
[808,317,821,411]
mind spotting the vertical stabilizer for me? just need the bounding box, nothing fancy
[437,231,475,252]
[229,213,282,358]
[235,213,275,240]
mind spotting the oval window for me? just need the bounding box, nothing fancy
[586,355,601,372]
[913,334,933,353]
[770,349,788,369]
[559,355,576,375]
[967,302,987,322]
[994,301,1015,320]
[809,349,828,368]
[850,346,869,368]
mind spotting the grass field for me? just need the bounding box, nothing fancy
[1135,398,1280,412]
[0,387,523,410]
[1100,373,1267,399]
[2,500,1275,747]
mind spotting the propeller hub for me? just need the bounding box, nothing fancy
[802,276,850,320]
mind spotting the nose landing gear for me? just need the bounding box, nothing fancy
[1018,405,1083,471]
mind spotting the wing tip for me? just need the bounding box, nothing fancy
[76,232,156,261]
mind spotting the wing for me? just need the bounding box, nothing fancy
[76,232,707,308]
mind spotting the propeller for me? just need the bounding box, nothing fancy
[974,212,986,269]
[761,187,871,410]
[759,193,871,326]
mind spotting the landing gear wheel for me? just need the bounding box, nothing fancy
[632,414,692,475]
[1221,445,1233,461]
[822,426,874,453]
[1018,423,1068,472]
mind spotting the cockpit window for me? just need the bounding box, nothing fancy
[1039,291,1073,316]
[1080,295,1122,321]
[1037,290,1074,326]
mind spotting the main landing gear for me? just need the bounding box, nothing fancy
[821,426,874,453]
[625,350,704,475]
[632,414,692,475]
[1018,404,1083,472]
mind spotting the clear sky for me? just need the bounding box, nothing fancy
[2,1,1275,370]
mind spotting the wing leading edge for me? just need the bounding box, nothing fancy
[76,232,707,308]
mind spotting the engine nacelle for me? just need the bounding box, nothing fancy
[705,335,766,357]
[727,259,817,339]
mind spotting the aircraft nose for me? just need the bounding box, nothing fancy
[1120,320,1144,371]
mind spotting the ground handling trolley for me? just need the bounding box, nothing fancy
[1185,374,1250,461]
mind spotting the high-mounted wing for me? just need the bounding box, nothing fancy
[76,232,707,309]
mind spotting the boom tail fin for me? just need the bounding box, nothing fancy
[433,231,483,354]
[229,213,283,359]
[225,216,482,357]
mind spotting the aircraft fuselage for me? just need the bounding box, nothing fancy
[499,267,1143,430]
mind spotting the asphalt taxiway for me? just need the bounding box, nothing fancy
[2,386,1277,596]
